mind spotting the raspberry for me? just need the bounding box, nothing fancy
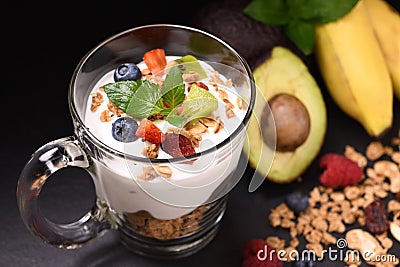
[160,133,196,158]
[364,199,388,234]
[318,153,363,189]
[242,239,283,267]
[242,239,266,260]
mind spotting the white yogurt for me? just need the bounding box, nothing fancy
[84,56,247,219]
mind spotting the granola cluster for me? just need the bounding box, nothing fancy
[124,205,207,240]
[209,70,245,118]
[266,131,400,266]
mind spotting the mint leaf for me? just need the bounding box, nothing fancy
[175,55,208,79]
[165,108,183,127]
[303,0,359,24]
[244,0,289,25]
[287,0,314,19]
[126,81,164,118]
[285,20,315,56]
[103,80,142,111]
[244,0,359,55]
[161,66,185,109]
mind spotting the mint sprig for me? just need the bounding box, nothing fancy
[103,66,187,121]
[161,66,185,109]
[126,81,164,118]
[103,80,143,112]
[103,57,215,127]
[165,108,183,127]
[244,0,359,55]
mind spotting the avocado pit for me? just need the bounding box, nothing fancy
[261,93,311,152]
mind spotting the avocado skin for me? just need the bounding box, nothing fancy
[189,0,312,70]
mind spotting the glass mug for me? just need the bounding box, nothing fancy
[16,24,255,259]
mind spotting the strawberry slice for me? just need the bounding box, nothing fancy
[135,118,165,145]
[142,48,167,75]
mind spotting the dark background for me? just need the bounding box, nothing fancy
[2,1,400,266]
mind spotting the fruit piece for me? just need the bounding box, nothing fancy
[314,0,393,137]
[242,239,267,260]
[390,222,400,242]
[174,55,207,79]
[135,118,165,145]
[242,239,283,267]
[285,191,309,214]
[364,0,400,100]
[193,81,209,91]
[181,83,218,126]
[113,63,142,82]
[111,117,139,143]
[319,153,363,189]
[243,46,327,183]
[160,133,196,158]
[142,48,167,75]
[364,199,389,235]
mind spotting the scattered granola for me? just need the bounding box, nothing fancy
[141,144,159,159]
[392,152,400,164]
[209,70,232,87]
[218,89,229,100]
[223,98,235,109]
[147,113,165,121]
[100,110,112,122]
[237,96,243,110]
[390,222,400,243]
[345,145,368,168]
[90,92,104,112]
[366,141,386,161]
[185,120,208,135]
[107,101,124,116]
[182,71,201,83]
[199,117,224,134]
[263,135,400,267]
[137,166,158,181]
[152,165,172,178]
[345,229,386,259]
[225,106,236,118]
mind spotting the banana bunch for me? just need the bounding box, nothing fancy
[314,0,400,137]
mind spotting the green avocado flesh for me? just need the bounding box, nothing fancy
[243,46,327,183]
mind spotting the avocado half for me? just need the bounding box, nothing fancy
[243,46,327,183]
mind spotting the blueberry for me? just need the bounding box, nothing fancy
[114,63,142,82]
[285,191,309,214]
[292,256,315,267]
[112,117,138,142]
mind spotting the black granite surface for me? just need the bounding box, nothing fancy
[3,1,400,266]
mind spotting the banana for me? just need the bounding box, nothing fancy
[314,0,393,137]
[364,0,400,100]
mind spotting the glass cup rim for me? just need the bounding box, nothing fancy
[68,23,255,163]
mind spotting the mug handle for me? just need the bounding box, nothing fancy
[16,136,111,249]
